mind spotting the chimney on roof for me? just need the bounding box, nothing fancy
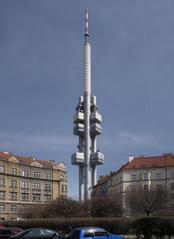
[128,155,134,162]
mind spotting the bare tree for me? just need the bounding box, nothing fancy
[158,192,174,216]
[91,194,123,217]
[20,195,123,219]
[125,188,166,216]
[19,204,49,219]
[48,197,80,218]
[20,197,81,219]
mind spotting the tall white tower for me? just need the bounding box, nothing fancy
[71,9,104,201]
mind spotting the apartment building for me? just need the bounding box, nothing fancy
[0,152,67,220]
[93,154,174,212]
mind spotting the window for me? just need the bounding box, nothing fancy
[0,191,5,199]
[65,185,67,193]
[33,182,40,190]
[32,193,41,201]
[23,229,58,238]
[45,183,51,191]
[110,179,113,186]
[144,173,148,180]
[131,175,136,181]
[23,229,42,238]
[44,194,51,202]
[0,166,5,173]
[45,173,51,179]
[21,205,28,212]
[21,181,29,189]
[95,231,109,237]
[21,192,29,201]
[0,178,5,186]
[21,170,29,177]
[0,205,5,212]
[11,168,17,175]
[131,185,136,191]
[33,172,40,178]
[156,172,162,180]
[10,180,17,188]
[61,185,64,193]
[60,174,67,182]
[171,183,174,191]
[70,230,80,239]
[171,172,174,179]
[10,204,17,212]
[84,232,94,237]
[10,192,17,200]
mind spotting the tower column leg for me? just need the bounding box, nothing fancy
[79,166,84,202]
[91,136,97,187]
[92,166,97,187]
[84,92,91,200]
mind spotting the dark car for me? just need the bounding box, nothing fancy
[0,227,22,239]
[10,228,61,239]
[64,227,124,239]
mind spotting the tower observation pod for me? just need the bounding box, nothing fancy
[71,9,104,201]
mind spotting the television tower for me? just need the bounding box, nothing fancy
[71,9,104,201]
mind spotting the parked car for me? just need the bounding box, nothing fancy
[10,228,61,239]
[0,227,22,239]
[64,227,124,239]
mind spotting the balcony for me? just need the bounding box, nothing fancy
[71,152,84,165]
[90,111,102,123]
[73,123,84,136]
[73,112,84,124]
[90,152,104,166]
[90,123,102,136]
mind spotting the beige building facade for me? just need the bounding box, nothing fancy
[0,152,67,220]
[93,154,174,212]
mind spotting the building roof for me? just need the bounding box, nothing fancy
[0,152,13,160]
[0,151,66,170]
[93,173,113,188]
[122,154,174,170]
[94,154,174,188]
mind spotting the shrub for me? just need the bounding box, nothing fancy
[3,217,174,238]
[3,217,132,234]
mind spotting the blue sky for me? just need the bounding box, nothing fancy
[1,0,174,199]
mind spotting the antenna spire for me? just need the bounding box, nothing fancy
[84,8,89,41]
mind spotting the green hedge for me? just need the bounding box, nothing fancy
[3,217,174,238]
[131,217,174,239]
[3,218,131,234]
